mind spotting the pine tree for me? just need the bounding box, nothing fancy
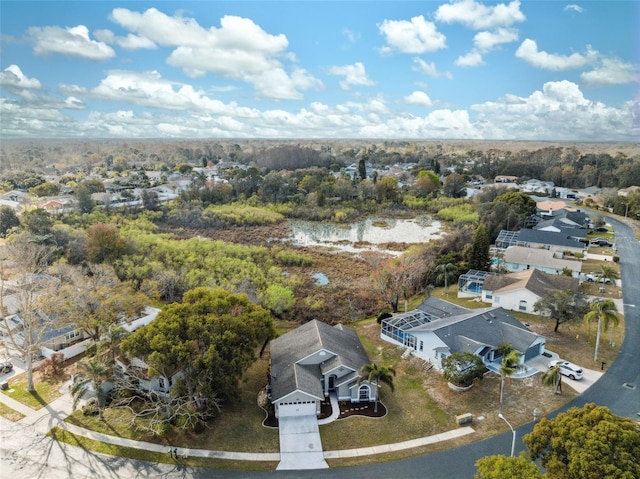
[469,223,491,271]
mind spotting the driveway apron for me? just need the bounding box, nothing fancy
[276,414,328,470]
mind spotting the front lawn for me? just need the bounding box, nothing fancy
[1,373,67,409]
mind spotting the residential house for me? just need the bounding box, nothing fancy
[1,275,160,361]
[555,187,579,200]
[618,186,640,197]
[116,356,184,395]
[521,179,554,195]
[516,228,585,254]
[502,245,582,277]
[380,297,546,370]
[269,319,376,419]
[481,269,579,314]
[533,219,588,242]
[494,175,518,183]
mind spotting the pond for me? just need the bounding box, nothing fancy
[286,215,444,255]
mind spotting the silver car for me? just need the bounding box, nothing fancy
[549,360,583,380]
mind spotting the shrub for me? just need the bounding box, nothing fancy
[36,353,66,379]
[82,399,99,416]
[437,204,479,223]
[613,255,620,263]
[377,311,393,324]
[275,250,314,267]
[441,352,487,388]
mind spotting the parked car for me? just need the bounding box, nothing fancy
[0,361,13,374]
[585,274,612,284]
[549,359,584,380]
[590,238,613,247]
[594,227,609,232]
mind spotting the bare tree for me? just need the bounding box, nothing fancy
[0,236,54,391]
[368,249,425,312]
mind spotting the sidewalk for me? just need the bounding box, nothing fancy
[0,382,475,465]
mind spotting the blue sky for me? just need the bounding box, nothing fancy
[1,1,638,141]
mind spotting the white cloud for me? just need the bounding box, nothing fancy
[515,39,598,70]
[455,51,485,67]
[360,109,482,139]
[581,58,639,86]
[564,5,584,14]
[328,62,375,90]
[83,70,253,116]
[27,25,115,60]
[474,28,518,51]
[343,28,360,44]
[0,65,42,90]
[404,91,433,107]
[473,80,638,141]
[378,15,446,54]
[435,0,525,30]
[109,8,321,100]
[94,28,157,50]
[412,58,453,79]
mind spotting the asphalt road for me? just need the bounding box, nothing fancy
[1,217,638,479]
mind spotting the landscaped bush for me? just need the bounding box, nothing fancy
[377,311,393,324]
[441,352,487,388]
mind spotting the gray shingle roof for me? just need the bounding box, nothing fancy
[269,320,370,401]
[417,296,469,317]
[517,228,585,249]
[428,307,540,354]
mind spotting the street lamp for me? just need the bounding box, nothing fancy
[498,413,516,457]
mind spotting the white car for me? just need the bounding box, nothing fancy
[549,360,584,380]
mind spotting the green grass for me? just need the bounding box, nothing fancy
[1,374,65,409]
[0,401,25,421]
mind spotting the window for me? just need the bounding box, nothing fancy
[494,296,500,303]
[519,300,527,311]
[485,293,493,300]
[419,340,424,352]
[65,330,80,341]
[159,377,165,389]
[358,386,369,400]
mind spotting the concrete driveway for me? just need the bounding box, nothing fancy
[276,414,328,470]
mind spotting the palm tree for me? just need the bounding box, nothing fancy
[498,345,525,414]
[599,264,620,286]
[70,358,114,420]
[358,362,396,413]
[584,299,619,361]
[541,364,562,395]
[435,263,458,297]
[97,324,129,361]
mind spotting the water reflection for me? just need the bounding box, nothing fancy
[311,272,329,285]
[287,215,443,255]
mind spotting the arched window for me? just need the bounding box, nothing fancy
[358,385,370,400]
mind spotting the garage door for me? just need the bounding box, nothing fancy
[278,401,317,418]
